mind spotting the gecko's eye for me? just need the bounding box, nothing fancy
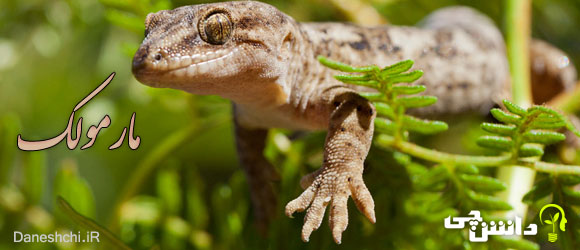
[199,11,233,45]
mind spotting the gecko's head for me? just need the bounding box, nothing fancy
[132,1,298,98]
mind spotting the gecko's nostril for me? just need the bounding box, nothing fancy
[132,48,149,75]
[154,53,162,61]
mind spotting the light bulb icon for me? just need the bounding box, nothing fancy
[539,204,567,243]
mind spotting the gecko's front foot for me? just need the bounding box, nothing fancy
[285,90,376,244]
[285,166,375,244]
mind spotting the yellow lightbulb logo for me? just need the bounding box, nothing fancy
[539,204,567,243]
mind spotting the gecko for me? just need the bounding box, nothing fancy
[131,1,577,244]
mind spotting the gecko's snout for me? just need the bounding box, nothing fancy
[132,46,165,78]
[132,45,164,86]
[132,47,149,75]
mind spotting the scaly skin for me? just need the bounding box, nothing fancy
[131,1,577,244]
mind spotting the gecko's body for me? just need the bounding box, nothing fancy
[132,1,576,244]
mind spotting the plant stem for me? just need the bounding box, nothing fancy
[506,1,533,106]
[496,0,535,224]
[520,160,580,175]
[376,134,580,174]
[376,134,512,166]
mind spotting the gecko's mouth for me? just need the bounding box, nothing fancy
[132,47,238,86]
[162,48,237,75]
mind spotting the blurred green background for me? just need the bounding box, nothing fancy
[1,0,579,249]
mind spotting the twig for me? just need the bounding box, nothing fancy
[496,0,535,224]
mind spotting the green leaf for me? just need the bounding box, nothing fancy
[554,212,560,222]
[1,114,20,183]
[527,105,562,117]
[374,102,395,118]
[480,123,516,136]
[562,187,580,205]
[456,164,479,175]
[402,115,448,134]
[526,105,552,113]
[23,151,46,204]
[379,59,414,76]
[187,186,208,230]
[334,74,371,82]
[374,118,396,134]
[57,197,131,250]
[397,96,437,108]
[528,107,580,135]
[522,130,566,145]
[54,161,96,218]
[393,152,411,166]
[414,165,449,190]
[466,190,512,210]
[529,119,566,129]
[544,220,553,224]
[490,108,521,124]
[359,92,384,102]
[405,162,429,177]
[558,175,580,186]
[164,216,191,243]
[157,167,182,215]
[392,85,426,95]
[534,113,562,123]
[460,174,506,192]
[384,70,423,83]
[503,100,527,116]
[185,167,208,229]
[334,76,379,89]
[317,56,378,73]
[427,191,457,213]
[565,119,580,137]
[336,79,380,88]
[476,136,513,151]
[523,178,552,203]
[519,143,544,157]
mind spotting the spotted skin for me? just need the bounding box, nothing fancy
[285,90,376,243]
[131,1,576,244]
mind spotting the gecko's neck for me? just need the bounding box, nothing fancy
[285,24,320,84]
[233,20,320,109]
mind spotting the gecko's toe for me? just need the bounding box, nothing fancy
[285,185,315,217]
[301,191,329,242]
[286,169,374,243]
[329,195,349,244]
[349,176,376,223]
